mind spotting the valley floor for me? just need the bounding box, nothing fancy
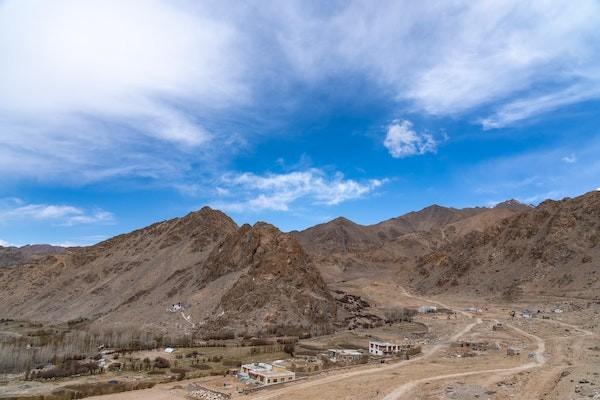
[44,280,598,400]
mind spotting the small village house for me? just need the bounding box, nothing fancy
[327,349,363,363]
[239,362,295,385]
[369,340,414,356]
[417,305,437,313]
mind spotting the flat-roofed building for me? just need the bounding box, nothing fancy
[369,340,414,356]
[327,349,363,363]
[239,362,295,385]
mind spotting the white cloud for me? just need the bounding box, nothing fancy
[275,1,600,125]
[0,0,246,182]
[0,0,243,135]
[212,169,386,212]
[47,241,85,247]
[0,199,115,226]
[1,0,599,185]
[480,84,600,129]
[467,138,600,205]
[0,239,15,247]
[515,191,564,205]
[562,154,577,164]
[383,120,436,158]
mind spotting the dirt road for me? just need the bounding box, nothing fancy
[382,320,547,399]
[80,284,597,400]
[251,287,484,400]
[251,284,559,400]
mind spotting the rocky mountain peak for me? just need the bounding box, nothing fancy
[494,199,531,212]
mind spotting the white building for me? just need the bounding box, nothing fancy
[327,349,363,363]
[369,340,411,356]
[417,305,437,313]
[239,362,295,385]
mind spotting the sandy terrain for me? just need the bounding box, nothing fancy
[59,279,599,400]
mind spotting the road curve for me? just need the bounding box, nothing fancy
[382,318,547,399]
[251,287,481,400]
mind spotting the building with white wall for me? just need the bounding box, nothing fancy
[369,340,412,356]
[239,362,295,385]
[327,349,363,363]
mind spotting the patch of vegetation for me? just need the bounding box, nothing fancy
[221,359,242,367]
[51,381,155,399]
[153,357,170,369]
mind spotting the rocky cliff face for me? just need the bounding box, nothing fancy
[202,223,336,336]
[0,208,336,335]
[414,191,600,299]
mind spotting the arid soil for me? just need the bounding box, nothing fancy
[0,210,336,337]
[0,244,65,268]
[1,191,599,399]
[22,280,595,400]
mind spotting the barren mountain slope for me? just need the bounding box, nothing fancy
[293,202,530,282]
[441,205,528,240]
[373,204,484,236]
[0,208,336,335]
[0,244,66,268]
[415,191,600,299]
[201,222,336,336]
[293,217,382,255]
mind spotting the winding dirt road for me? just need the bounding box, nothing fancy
[251,284,568,400]
[382,320,547,399]
[250,287,491,400]
[81,285,596,400]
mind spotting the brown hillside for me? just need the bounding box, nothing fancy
[294,202,530,282]
[414,191,600,300]
[0,207,335,336]
[0,244,66,268]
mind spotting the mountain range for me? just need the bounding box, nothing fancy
[1,191,598,335]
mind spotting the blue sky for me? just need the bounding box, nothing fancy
[1,0,599,246]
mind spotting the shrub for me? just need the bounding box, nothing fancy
[185,351,199,358]
[203,330,235,340]
[283,343,295,357]
[153,357,170,369]
[384,307,416,323]
[222,359,242,367]
[108,362,122,371]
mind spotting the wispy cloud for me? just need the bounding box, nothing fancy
[481,84,600,129]
[276,1,600,125]
[383,120,437,158]
[515,190,564,205]
[0,0,246,183]
[0,199,115,226]
[468,138,600,204]
[0,238,15,247]
[1,0,599,187]
[562,154,577,164]
[211,169,386,212]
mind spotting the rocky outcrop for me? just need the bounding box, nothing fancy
[204,223,336,336]
[0,208,335,335]
[293,201,530,283]
[414,191,600,299]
